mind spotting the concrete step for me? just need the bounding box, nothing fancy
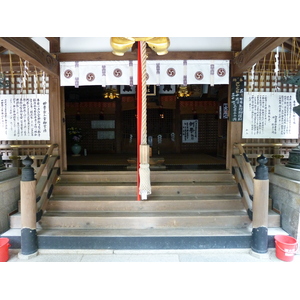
[53,181,240,196]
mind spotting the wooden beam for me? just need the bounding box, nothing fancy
[46,37,60,53]
[0,37,59,77]
[57,50,234,62]
[232,37,290,76]
[231,37,243,52]
[0,46,7,54]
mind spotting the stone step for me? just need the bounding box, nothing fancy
[53,181,240,196]
[2,227,287,250]
[47,195,245,212]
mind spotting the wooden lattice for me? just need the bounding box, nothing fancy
[243,69,300,166]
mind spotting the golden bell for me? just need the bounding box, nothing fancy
[110,37,170,56]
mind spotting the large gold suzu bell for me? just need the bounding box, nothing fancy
[110,37,170,56]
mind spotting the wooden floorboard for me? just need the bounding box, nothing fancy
[67,153,226,166]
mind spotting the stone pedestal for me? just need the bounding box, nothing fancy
[269,164,300,240]
[0,168,20,234]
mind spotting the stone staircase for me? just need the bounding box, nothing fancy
[4,170,285,250]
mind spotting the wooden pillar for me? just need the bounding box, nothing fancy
[115,98,122,153]
[226,72,243,170]
[175,97,181,153]
[251,154,269,254]
[49,76,65,170]
[19,156,38,257]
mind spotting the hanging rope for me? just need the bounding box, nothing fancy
[137,41,151,200]
[141,41,147,145]
[8,51,14,88]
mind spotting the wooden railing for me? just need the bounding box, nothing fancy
[19,144,60,256]
[0,143,52,171]
[238,142,298,168]
[232,143,255,218]
[233,143,271,254]
[35,144,60,220]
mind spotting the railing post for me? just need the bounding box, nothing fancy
[19,155,38,258]
[251,154,269,254]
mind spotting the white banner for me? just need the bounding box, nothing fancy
[242,92,299,138]
[60,60,229,87]
[0,94,50,140]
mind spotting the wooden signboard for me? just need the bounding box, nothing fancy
[230,77,244,122]
[242,92,299,138]
[0,94,50,140]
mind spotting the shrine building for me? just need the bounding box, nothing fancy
[1,37,300,257]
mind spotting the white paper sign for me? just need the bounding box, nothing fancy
[0,94,50,140]
[182,120,198,143]
[242,92,299,138]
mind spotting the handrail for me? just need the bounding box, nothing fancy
[236,142,298,167]
[19,143,60,256]
[233,143,254,218]
[35,144,60,218]
[233,143,271,253]
[0,143,53,170]
[35,143,58,181]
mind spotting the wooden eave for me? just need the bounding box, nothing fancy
[56,50,235,62]
[0,37,59,77]
[0,37,298,77]
[232,37,291,76]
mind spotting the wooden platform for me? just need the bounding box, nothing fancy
[67,153,226,171]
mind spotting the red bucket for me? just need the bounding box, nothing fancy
[0,238,11,262]
[274,235,298,262]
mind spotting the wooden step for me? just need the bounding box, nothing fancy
[53,181,240,197]
[59,170,234,183]
[10,209,280,229]
[47,195,245,212]
[6,169,282,250]
[10,211,252,229]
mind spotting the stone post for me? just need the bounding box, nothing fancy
[0,153,6,170]
[251,154,269,254]
[19,155,38,258]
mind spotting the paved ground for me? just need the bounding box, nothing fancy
[3,248,299,300]
[5,248,300,262]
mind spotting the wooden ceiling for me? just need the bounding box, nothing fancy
[0,37,299,78]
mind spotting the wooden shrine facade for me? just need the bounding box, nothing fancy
[0,37,300,171]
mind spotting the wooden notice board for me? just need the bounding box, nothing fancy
[230,77,244,122]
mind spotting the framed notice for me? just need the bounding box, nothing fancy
[0,94,50,140]
[182,120,198,143]
[242,92,299,138]
[230,77,244,121]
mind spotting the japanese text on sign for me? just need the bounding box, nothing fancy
[230,77,244,121]
[182,120,198,143]
[242,92,299,138]
[0,94,50,140]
